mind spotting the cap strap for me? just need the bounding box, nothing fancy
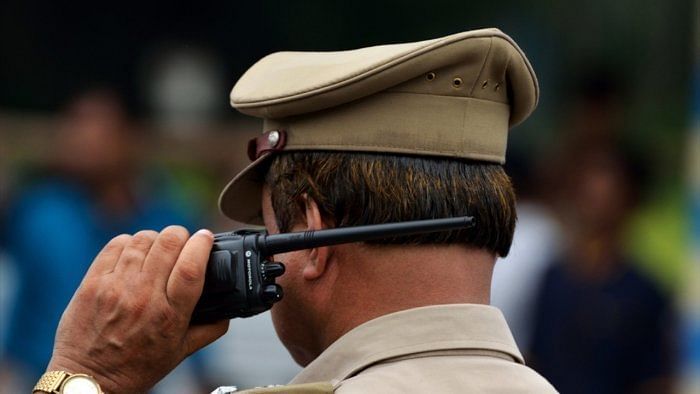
[247,129,288,161]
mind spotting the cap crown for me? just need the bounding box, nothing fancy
[221,28,539,223]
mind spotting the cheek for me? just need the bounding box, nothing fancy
[270,273,311,363]
[272,250,301,288]
[270,252,304,332]
[271,294,297,344]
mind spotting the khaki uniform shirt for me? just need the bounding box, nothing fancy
[241,304,557,393]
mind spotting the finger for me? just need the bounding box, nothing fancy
[184,320,229,356]
[113,230,158,274]
[141,225,189,287]
[85,234,132,277]
[166,229,214,312]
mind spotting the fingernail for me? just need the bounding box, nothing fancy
[196,229,213,238]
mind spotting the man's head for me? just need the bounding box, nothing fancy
[262,152,516,364]
[220,28,538,364]
[56,89,135,182]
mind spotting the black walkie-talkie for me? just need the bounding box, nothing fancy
[191,216,474,324]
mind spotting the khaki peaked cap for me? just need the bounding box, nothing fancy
[220,27,539,223]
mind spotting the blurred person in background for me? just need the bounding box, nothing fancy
[528,145,677,393]
[0,88,196,391]
[491,152,562,351]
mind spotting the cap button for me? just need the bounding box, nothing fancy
[267,130,280,147]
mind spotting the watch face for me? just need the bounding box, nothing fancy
[61,375,101,394]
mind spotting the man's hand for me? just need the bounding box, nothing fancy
[46,226,229,393]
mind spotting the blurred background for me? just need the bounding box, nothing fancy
[0,0,698,393]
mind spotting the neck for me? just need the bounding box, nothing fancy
[308,243,495,360]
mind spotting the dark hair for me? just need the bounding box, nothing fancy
[265,151,517,257]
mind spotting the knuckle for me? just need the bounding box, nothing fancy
[74,281,98,303]
[112,292,149,319]
[121,248,145,266]
[112,233,133,244]
[108,234,132,249]
[131,230,158,248]
[164,225,190,239]
[100,234,131,256]
[79,279,99,297]
[128,296,149,315]
[158,230,187,253]
[176,265,201,284]
[99,286,122,310]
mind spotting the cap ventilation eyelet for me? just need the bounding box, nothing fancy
[452,77,463,88]
[426,72,436,81]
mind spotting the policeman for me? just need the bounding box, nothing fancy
[35,28,557,393]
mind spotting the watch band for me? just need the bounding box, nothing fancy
[33,371,69,393]
[33,371,103,394]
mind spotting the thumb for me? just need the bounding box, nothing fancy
[184,320,229,356]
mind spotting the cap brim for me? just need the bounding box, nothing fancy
[218,153,274,225]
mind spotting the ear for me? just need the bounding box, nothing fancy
[301,195,331,280]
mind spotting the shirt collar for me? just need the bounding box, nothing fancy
[291,304,523,384]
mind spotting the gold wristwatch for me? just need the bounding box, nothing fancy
[33,371,103,394]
